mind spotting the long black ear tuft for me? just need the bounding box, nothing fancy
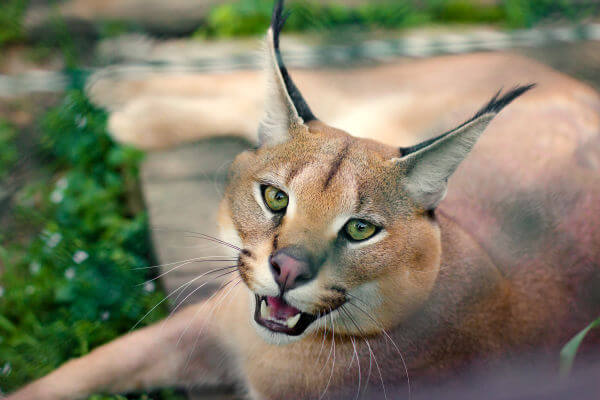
[271,0,316,123]
[399,84,536,157]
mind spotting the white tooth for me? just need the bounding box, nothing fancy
[286,313,301,328]
[260,299,269,319]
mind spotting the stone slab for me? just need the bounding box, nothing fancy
[141,137,250,399]
[141,136,251,181]
[141,137,250,298]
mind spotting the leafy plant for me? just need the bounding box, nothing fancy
[195,0,429,38]
[0,0,28,49]
[560,316,600,377]
[503,0,599,28]
[0,91,183,400]
[194,0,595,39]
[0,119,18,180]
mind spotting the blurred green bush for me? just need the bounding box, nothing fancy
[0,91,183,400]
[0,0,28,48]
[195,0,598,38]
[0,120,18,180]
[1,0,596,52]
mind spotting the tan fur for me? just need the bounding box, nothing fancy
[9,42,600,400]
[88,53,599,151]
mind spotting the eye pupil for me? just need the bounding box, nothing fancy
[262,185,289,212]
[344,219,377,242]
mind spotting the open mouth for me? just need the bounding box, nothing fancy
[253,294,320,336]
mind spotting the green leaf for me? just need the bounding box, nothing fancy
[560,316,600,378]
[0,314,18,333]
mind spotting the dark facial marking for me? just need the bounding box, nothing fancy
[330,286,347,295]
[426,209,436,220]
[323,142,351,190]
[238,258,251,283]
[286,161,308,183]
[241,248,253,258]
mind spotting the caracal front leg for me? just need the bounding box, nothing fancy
[6,299,237,400]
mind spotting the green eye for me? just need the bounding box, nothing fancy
[263,185,289,212]
[344,219,377,241]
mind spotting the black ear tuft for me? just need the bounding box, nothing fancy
[271,0,291,50]
[471,84,536,121]
[270,0,316,123]
[399,84,535,157]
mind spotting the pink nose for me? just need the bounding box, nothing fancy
[269,247,314,292]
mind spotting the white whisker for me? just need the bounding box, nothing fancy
[182,279,242,372]
[315,313,328,365]
[130,274,200,331]
[345,298,411,399]
[350,336,362,400]
[151,226,242,251]
[365,339,387,400]
[137,260,237,285]
[167,269,239,318]
[319,310,336,400]
[130,256,236,271]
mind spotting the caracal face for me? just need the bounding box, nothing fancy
[220,122,442,344]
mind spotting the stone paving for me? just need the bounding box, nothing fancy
[141,137,251,400]
[141,137,250,306]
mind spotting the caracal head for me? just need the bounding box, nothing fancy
[218,0,533,344]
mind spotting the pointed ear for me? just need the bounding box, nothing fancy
[258,0,316,146]
[395,85,535,210]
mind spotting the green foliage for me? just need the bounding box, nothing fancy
[560,317,600,377]
[0,119,18,179]
[195,0,430,38]
[0,91,183,400]
[503,0,599,28]
[0,0,28,48]
[195,0,596,39]
[427,0,504,24]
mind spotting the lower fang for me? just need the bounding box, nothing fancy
[286,313,301,328]
[260,299,269,319]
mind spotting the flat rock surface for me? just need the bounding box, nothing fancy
[141,137,251,399]
[141,137,251,306]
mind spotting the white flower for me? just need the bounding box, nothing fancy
[76,115,87,128]
[100,311,110,321]
[25,285,35,295]
[29,261,41,275]
[143,281,155,293]
[1,362,11,376]
[65,267,75,280]
[46,232,62,248]
[56,177,69,190]
[72,250,89,264]
[50,190,64,204]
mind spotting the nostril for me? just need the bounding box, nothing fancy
[269,248,314,291]
[269,256,281,276]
